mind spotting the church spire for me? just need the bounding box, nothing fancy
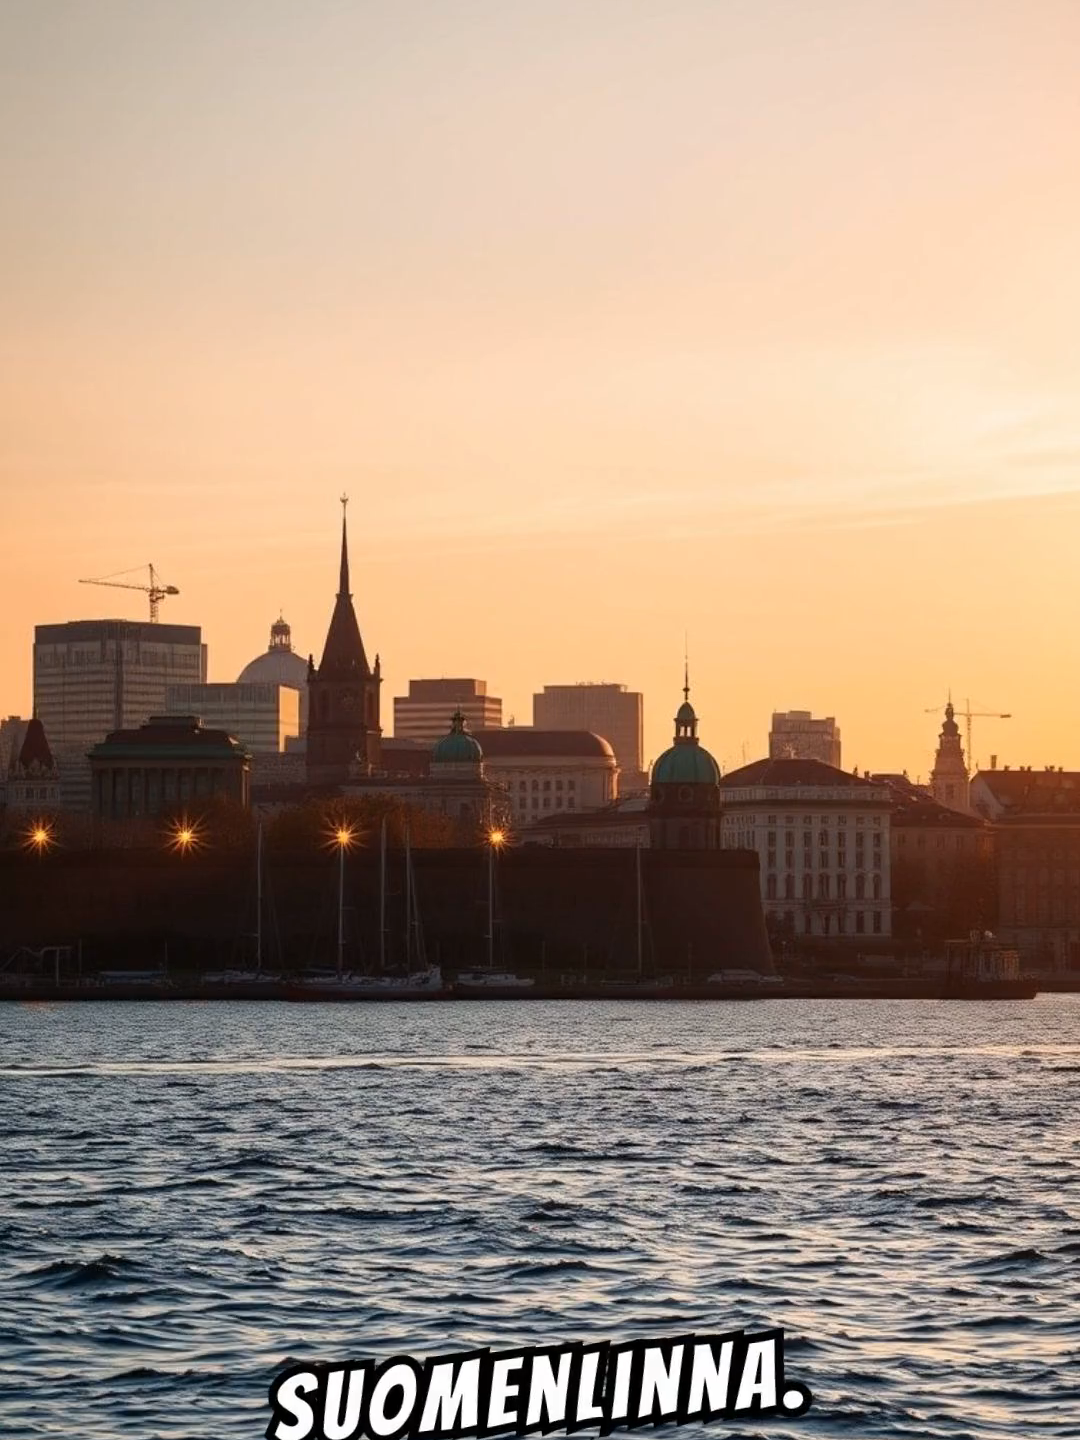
[339,493,351,598]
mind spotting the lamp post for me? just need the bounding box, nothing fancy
[168,816,199,856]
[487,827,506,970]
[332,823,356,980]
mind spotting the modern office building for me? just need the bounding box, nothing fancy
[768,710,842,767]
[165,682,300,755]
[33,620,207,754]
[532,683,645,791]
[394,678,502,745]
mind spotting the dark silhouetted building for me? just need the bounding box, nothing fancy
[5,716,61,813]
[89,714,251,819]
[306,499,382,785]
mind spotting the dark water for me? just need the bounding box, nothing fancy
[1,997,1078,1439]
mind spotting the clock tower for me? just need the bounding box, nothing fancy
[306,496,382,785]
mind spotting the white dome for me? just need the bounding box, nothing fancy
[237,617,309,730]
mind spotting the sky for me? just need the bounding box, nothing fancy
[2,0,1079,776]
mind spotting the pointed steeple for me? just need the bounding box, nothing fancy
[317,493,370,676]
[338,492,351,597]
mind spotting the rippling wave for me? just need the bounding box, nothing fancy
[1,997,1078,1437]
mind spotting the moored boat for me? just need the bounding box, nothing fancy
[942,932,1037,999]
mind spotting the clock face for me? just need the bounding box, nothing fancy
[340,689,358,712]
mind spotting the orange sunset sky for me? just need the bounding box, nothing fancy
[2,0,1079,776]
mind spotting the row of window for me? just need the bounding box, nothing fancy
[748,814,883,827]
[766,850,884,871]
[517,779,577,792]
[514,796,577,812]
[766,873,883,900]
[769,829,881,848]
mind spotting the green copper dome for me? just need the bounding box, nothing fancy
[432,710,483,765]
[651,681,720,786]
[652,741,720,785]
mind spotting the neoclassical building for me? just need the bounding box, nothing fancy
[720,758,892,940]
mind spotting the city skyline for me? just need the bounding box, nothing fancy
[3,1,1079,774]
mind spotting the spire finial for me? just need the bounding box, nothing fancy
[683,632,690,703]
[338,494,350,598]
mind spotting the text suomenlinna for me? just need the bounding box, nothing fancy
[266,1330,813,1440]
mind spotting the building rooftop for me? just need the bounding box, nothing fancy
[472,729,615,759]
[721,757,874,789]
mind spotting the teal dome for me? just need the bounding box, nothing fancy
[432,711,483,765]
[651,683,720,786]
[652,742,720,785]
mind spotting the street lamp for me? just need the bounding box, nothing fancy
[327,821,357,980]
[486,826,507,971]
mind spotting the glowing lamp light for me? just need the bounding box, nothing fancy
[326,821,358,852]
[24,821,54,855]
[167,818,201,855]
[488,827,507,849]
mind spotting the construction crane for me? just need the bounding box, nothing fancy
[925,696,1011,770]
[78,564,179,623]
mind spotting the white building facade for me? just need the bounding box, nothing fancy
[719,759,892,940]
[472,729,617,829]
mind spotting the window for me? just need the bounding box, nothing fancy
[543,797,550,809]
[837,874,847,899]
[819,829,828,846]
[873,874,882,900]
[856,816,864,826]
[856,874,865,899]
[784,830,794,847]
[784,874,795,899]
[785,850,795,870]
[518,780,526,790]
[872,911,882,934]
[818,873,830,899]
[873,853,882,870]
[802,874,813,900]
[819,851,828,871]
[856,911,865,934]
[555,779,564,791]
[568,780,576,792]
[767,850,777,870]
[531,779,539,791]
[805,914,813,934]
[543,780,551,792]
[803,830,812,848]
[873,832,882,849]
[767,815,777,825]
[766,875,777,900]
[873,816,881,827]
[837,912,846,934]
[822,914,831,936]
[767,830,777,846]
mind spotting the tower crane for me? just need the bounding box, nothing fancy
[78,564,179,623]
[925,696,1011,770]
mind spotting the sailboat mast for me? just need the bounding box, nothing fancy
[255,817,263,974]
[379,816,387,971]
[404,821,412,968]
[636,839,643,976]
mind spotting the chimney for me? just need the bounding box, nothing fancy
[990,754,997,770]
